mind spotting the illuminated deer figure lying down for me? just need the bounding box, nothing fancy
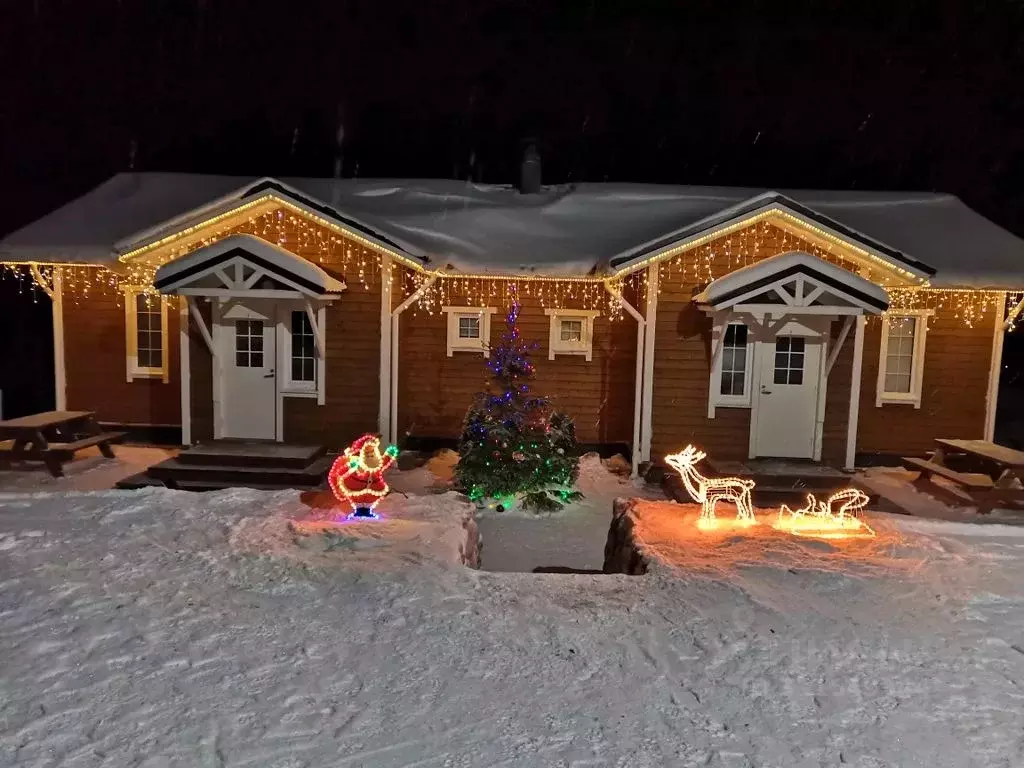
[776,488,875,538]
[665,445,756,529]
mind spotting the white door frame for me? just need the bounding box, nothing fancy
[747,313,832,461]
[212,299,280,441]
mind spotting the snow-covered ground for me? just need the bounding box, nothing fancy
[2,473,1024,766]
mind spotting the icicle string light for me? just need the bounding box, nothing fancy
[3,211,1022,325]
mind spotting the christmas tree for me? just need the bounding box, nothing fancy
[455,300,581,512]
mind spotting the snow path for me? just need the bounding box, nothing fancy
[2,489,1023,767]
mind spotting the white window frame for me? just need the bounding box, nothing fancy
[709,317,755,412]
[123,287,170,383]
[544,309,599,361]
[443,306,496,357]
[278,303,327,403]
[876,309,932,408]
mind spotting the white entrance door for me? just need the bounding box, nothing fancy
[219,300,277,440]
[753,332,824,458]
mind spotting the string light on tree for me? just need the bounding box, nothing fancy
[665,445,756,530]
[454,297,582,512]
[328,433,399,519]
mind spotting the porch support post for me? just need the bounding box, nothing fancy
[30,265,66,411]
[845,315,866,470]
[640,264,659,463]
[603,280,646,477]
[985,292,1007,441]
[179,298,192,446]
[389,274,438,445]
[50,268,66,411]
[378,254,393,437]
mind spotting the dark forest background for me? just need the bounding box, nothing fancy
[1,0,1022,438]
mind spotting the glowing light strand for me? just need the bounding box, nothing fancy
[665,445,756,530]
[328,434,399,519]
[774,488,876,539]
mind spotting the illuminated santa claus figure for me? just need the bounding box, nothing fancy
[328,433,399,518]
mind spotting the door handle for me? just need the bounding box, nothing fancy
[760,386,771,394]
[263,369,275,378]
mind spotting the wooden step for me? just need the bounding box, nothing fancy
[163,478,322,493]
[147,455,331,489]
[177,442,326,469]
[115,472,167,490]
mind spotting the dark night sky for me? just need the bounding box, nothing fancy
[2,0,1024,236]
[2,0,1024,422]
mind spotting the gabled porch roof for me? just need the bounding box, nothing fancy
[153,234,346,298]
[694,251,891,314]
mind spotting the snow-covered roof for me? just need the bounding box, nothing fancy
[2,172,1023,288]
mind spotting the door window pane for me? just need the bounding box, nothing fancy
[773,335,805,385]
[235,319,264,368]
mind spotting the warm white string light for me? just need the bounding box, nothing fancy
[665,445,757,530]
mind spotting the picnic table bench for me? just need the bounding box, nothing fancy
[0,410,125,477]
[902,438,1024,514]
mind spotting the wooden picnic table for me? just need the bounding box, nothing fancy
[903,438,1024,514]
[0,410,125,477]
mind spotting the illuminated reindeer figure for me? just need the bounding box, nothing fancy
[665,445,756,527]
[777,487,874,537]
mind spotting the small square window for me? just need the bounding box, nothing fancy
[546,310,598,360]
[560,319,583,342]
[445,307,495,356]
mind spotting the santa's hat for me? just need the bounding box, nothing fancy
[349,433,380,452]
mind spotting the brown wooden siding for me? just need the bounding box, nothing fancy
[856,308,995,455]
[395,284,637,445]
[63,289,181,426]
[282,273,382,447]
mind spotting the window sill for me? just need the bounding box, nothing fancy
[711,402,752,410]
[875,396,922,408]
[447,345,489,357]
[281,389,319,400]
[128,369,167,381]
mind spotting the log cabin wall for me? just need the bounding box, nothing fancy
[62,287,181,426]
[855,305,996,456]
[394,272,638,446]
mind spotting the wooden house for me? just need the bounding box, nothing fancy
[2,173,1022,475]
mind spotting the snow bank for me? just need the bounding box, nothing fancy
[229,487,480,571]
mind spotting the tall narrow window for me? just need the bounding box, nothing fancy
[877,311,929,408]
[135,295,163,369]
[719,324,749,396]
[124,288,169,382]
[290,311,316,383]
[709,320,754,414]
